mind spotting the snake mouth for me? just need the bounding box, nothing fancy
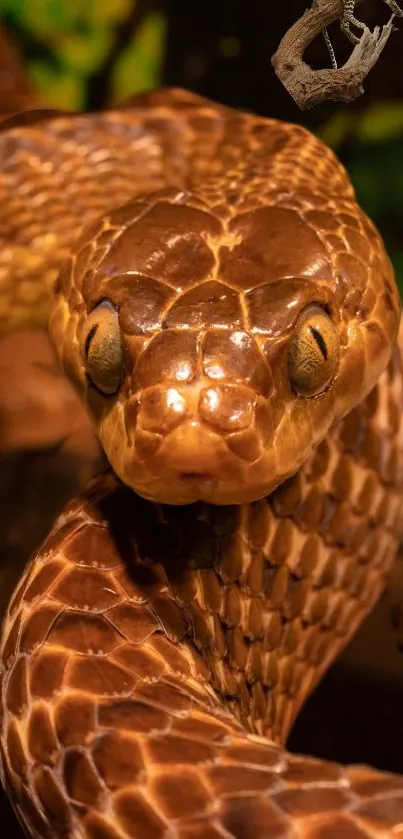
[179,471,214,482]
[112,422,280,504]
[124,421,249,503]
[144,422,243,479]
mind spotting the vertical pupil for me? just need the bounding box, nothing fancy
[309,326,328,361]
[85,323,98,358]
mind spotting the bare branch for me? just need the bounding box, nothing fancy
[271,0,401,110]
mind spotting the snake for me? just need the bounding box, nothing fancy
[0,86,403,839]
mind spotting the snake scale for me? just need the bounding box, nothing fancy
[1,87,403,839]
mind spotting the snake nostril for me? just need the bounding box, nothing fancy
[198,385,255,433]
[179,471,213,481]
[137,387,189,434]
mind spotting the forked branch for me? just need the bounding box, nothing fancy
[272,0,402,110]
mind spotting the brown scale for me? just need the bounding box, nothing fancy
[1,88,403,838]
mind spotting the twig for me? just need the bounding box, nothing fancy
[271,0,400,109]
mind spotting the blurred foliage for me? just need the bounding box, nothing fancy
[320,102,403,147]
[111,12,166,102]
[0,0,166,110]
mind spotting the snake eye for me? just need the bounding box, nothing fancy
[80,301,124,395]
[288,305,339,396]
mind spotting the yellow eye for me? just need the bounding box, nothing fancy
[80,301,123,395]
[288,305,339,396]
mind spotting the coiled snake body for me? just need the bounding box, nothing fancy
[1,88,403,838]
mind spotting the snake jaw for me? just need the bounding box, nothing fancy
[121,386,262,504]
[100,390,309,505]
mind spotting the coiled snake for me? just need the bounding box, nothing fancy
[0,88,403,839]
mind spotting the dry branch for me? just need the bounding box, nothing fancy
[272,0,401,109]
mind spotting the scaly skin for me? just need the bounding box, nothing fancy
[0,89,403,838]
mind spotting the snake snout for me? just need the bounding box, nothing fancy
[144,421,244,494]
[135,383,257,439]
[156,422,228,475]
[124,382,264,499]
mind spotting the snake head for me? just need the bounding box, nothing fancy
[50,187,400,505]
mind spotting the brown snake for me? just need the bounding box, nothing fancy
[1,87,403,839]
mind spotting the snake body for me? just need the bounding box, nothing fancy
[1,88,403,838]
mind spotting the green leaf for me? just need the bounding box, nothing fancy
[83,0,133,25]
[3,0,78,34]
[317,109,355,149]
[111,11,166,102]
[1,0,131,35]
[356,102,403,144]
[319,102,403,151]
[29,59,85,110]
[57,28,112,74]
